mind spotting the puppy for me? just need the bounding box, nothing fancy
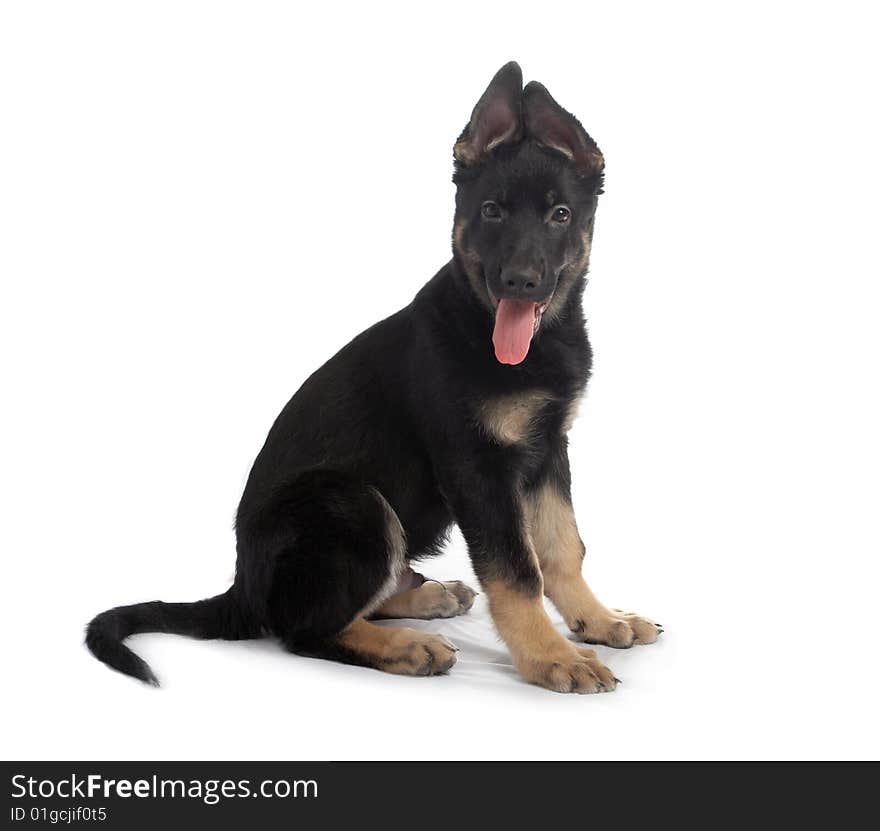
[87,62,661,693]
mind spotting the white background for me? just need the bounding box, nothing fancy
[2,1,878,761]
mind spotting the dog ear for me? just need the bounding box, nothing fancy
[453,61,523,165]
[523,81,604,176]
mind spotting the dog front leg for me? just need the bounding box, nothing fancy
[524,458,662,648]
[447,478,616,694]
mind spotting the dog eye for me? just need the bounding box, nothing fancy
[481,201,502,220]
[551,205,571,224]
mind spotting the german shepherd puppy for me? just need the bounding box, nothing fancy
[87,62,661,693]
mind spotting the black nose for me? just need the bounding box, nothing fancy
[499,269,543,299]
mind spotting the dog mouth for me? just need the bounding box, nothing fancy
[488,292,552,365]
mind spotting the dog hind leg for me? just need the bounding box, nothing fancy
[251,471,458,676]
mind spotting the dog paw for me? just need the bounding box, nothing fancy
[572,610,663,648]
[440,580,478,613]
[419,580,477,618]
[382,629,459,676]
[517,644,617,694]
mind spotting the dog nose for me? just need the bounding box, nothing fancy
[500,269,543,299]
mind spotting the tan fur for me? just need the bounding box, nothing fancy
[373,580,476,619]
[373,487,407,564]
[452,217,494,314]
[336,618,458,676]
[358,489,407,617]
[452,218,475,267]
[452,139,473,163]
[562,391,583,434]
[577,226,594,270]
[541,226,593,326]
[484,581,615,693]
[524,481,661,647]
[534,142,603,174]
[453,121,518,164]
[479,390,554,444]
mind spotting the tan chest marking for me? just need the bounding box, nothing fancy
[478,390,554,445]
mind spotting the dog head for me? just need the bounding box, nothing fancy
[452,62,604,365]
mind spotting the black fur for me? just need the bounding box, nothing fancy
[86,61,606,684]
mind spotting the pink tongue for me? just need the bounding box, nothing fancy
[492,299,537,365]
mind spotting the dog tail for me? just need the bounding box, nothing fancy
[85,588,259,686]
